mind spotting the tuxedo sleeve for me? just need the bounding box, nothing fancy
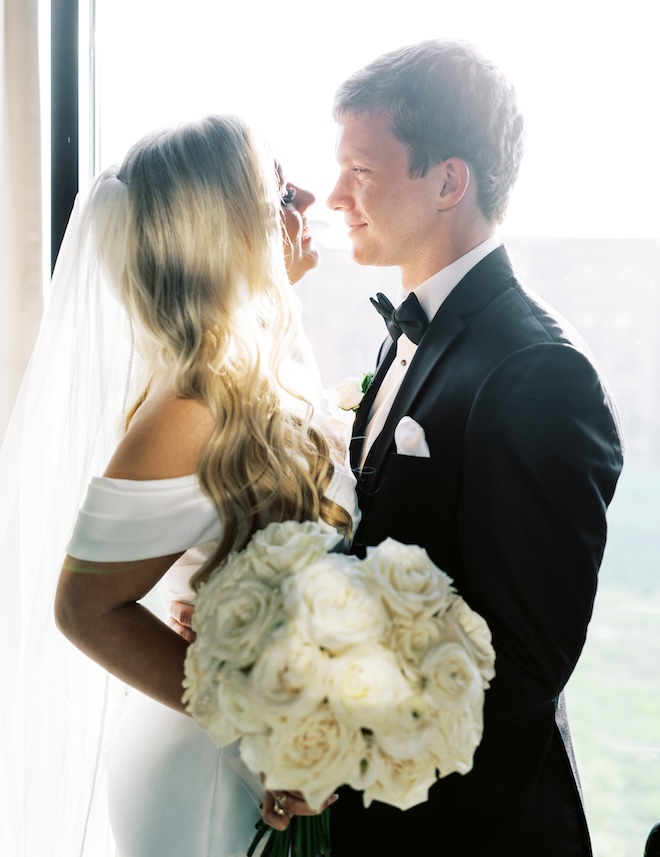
[459,342,623,708]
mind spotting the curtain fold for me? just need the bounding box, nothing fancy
[0,0,42,438]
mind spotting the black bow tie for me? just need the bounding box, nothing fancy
[370,292,429,345]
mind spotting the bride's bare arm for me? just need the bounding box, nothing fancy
[55,380,216,713]
[55,552,191,713]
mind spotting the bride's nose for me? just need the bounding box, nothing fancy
[290,185,315,214]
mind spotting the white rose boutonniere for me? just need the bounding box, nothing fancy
[335,372,374,412]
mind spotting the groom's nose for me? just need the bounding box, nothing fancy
[327,174,351,211]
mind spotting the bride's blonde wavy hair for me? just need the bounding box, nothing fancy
[115,115,351,587]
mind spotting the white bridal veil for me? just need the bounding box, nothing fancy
[0,168,141,856]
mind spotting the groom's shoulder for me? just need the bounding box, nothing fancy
[469,265,588,357]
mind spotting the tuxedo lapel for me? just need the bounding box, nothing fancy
[349,340,396,472]
[360,305,465,480]
[360,245,516,482]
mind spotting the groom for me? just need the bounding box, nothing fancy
[324,39,623,856]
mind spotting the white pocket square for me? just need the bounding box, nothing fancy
[394,416,430,458]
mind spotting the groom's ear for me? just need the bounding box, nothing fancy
[434,157,471,210]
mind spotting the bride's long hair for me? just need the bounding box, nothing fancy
[113,114,350,587]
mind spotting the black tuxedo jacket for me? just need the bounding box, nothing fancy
[331,246,623,856]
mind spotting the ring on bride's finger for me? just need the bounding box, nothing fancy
[273,794,288,817]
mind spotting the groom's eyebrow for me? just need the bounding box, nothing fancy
[337,147,375,164]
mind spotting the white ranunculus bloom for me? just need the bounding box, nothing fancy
[363,538,455,618]
[376,693,437,759]
[282,555,388,654]
[421,642,483,711]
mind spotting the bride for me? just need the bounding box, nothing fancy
[1,114,358,856]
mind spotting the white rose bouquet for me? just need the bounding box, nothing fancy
[183,520,495,857]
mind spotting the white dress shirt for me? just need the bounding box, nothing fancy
[360,236,501,469]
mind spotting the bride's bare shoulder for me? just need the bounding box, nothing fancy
[104,379,215,480]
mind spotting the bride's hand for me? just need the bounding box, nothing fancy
[262,788,339,830]
[167,600,196,643]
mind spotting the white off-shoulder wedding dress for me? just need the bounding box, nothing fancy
[66,466,360,857]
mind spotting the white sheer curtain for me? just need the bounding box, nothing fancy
[0,0,42,438]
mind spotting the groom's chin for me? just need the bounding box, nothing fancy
[347,237,394,269]
[349,244,379,267]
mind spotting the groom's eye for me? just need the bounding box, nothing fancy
[280,186,296,207]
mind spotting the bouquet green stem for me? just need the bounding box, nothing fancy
[247,810,331,857]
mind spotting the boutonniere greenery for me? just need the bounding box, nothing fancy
[335,372,374,413]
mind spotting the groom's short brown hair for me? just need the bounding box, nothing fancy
[332,39,525,225]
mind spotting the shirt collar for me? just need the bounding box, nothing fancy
[397,235,502,321]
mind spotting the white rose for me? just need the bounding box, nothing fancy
[193,576,283,669]
[217,666,269,736]
[183,603,231,730]
[249,629,330,725]
[446,600,496,685]
[186,665,265,748]
[248,519,339,581]
[282,555,387,654]
[198,690,241,749]
[421,642,483,711]
[327,644,412,734]
[227,545,264,582]
[363,750,439,811]
[240,704,367,811]
[183,645,224,732]
[385,615,444,680]
[335,376,364,411]
[430,707,484,777]
[363,538,455,618]
[192,549,256,625]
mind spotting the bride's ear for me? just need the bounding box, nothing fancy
[434,157,471,210]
